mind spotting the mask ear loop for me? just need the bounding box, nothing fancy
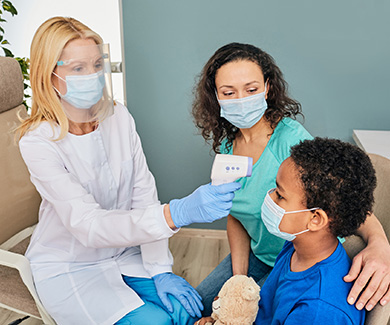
[215,89,220,101]
[52,72,66,96]
[284,207,320,215]
[291,228,310,236]
[288,208,321,236]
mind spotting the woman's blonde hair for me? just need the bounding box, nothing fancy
[17,16,103,140]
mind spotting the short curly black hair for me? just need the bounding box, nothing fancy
[290,137,377,238]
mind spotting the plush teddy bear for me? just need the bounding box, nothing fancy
[205,274,260,325]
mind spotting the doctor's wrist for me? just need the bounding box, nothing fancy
[164,204,177,230]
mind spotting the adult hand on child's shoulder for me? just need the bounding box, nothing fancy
[344,236,390,311]
[194,317,215,325]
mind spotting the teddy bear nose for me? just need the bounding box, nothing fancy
[213,296,219,302]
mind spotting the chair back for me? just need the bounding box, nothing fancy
[369,154,390,239]
[0,56,41,245]
[343,153,390,325]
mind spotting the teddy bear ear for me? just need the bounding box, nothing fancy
[242,279,261,300]
[242,286,256,300]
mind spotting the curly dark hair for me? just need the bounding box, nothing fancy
[192,42,302,153]
[290,138,377,238]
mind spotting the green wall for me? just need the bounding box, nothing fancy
[122,0,390,229]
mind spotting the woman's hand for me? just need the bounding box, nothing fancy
[344,236,390,310]
[153,272,204,318]
[194,317,215,325]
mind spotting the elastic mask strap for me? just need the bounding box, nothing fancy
[292,228,310,236]
[285,207,320,214]
[215,90,220,101]
[52,85,61,96]
[52,71,66,82]
[52,72,65,96]
[287,207,320,237]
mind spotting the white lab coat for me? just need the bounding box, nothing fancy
[19,103,178,325]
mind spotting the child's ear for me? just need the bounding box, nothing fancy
[307,209,329,232]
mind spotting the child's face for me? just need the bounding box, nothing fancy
[270,157,313,235]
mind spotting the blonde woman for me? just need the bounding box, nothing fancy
[18,17,241,325]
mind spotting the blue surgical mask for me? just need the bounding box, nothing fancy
[217,85,267,129]
[53,70,105,109]
[261,188,319,241]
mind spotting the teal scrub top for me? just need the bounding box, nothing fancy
[222,118,313,267]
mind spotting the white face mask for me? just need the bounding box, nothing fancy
[261,188,319,241]
[217,84,267,129]
[53,70,105,109]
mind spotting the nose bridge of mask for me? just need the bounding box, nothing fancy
[65,69,104,85]
[265,191,285,217]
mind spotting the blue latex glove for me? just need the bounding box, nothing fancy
[153,272,204,318]
[169,182,241,228]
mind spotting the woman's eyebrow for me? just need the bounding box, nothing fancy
[219,81,260,89]
[244,81,261,86]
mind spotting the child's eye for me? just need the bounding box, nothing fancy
[275,190,284,200]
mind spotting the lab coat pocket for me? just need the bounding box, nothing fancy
[117,160,135,209]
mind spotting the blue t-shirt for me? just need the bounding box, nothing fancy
[222,118,312,266]
[255,241,365,325]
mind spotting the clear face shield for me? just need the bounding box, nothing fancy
[52,43,114,123]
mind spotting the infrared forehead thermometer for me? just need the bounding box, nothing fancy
[211,154,253,185]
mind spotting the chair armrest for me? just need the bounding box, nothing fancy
[0,248,38,302]
[0,247,30,269]
[0,225,36,251]
[0,248,55,324]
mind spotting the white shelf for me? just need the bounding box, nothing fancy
[352,130,390,159]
